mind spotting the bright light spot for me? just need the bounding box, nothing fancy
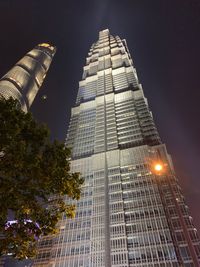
[154,163,163,172]
[41,95,47,100]
[38,43,51,47]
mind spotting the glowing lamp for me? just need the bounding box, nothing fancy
[154,163,163,172]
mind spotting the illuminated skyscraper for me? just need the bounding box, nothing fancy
[0,43,56,112]
[34,29,200,267]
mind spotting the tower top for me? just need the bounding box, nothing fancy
[99,29,110,39]
[37,43,56,55]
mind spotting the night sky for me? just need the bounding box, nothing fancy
[0,0,200,238]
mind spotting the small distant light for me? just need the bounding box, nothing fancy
[42,95,47,100]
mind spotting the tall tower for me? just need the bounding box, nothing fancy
[0,43,56,112]
[34,30,200,267]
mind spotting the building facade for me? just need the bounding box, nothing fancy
[0,43,56,112]
[34,29,200,267]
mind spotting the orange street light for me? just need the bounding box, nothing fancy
[154,163,163,172]
[152,162,165,175]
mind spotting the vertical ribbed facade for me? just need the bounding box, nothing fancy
[34,29,200,267]
[0,43,56,112]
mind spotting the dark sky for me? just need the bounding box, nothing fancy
[0,0,200,236]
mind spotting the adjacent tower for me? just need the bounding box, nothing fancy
[0,43,56,112]
[34,30,200,267]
